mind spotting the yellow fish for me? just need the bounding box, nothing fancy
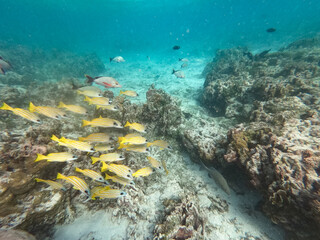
[101,162,133,180]
[124,121,146,133]
[34,152,77,162]
[29,102,64,120]
[161,159,169,175]
[51,135,94,152]
[147,140,171,150]
[0,102,41,123]
[96,104,119,111]
[84,96,112,106]
[78,133,112,143]
[58,102,88,115]
[57,173,90,197]
[91,152,125,164]
[91,187,126,200]
[35,178,66,191]
[91,186,110,200]
[105,173,135,187]
[82,116,123,128]
[147,156,162,170]
[118,136,147,145]
[132,167,154,177]
[75,168,108,184]
[77,89,102,98]
[119,90,138,97]
[122,144,150,153]
[94,144,114,152]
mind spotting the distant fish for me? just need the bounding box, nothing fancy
[0,102,41,123]
[132,167,154,178]
[161,159,169,175]
[119,90,139,97]
[91,152,125,164]
[91,186,126,200]
[96,104,119,111]
[199,159,230,195]
[179,58,188,62]
[266,28,276,33]
[34,152,77,162]
[29,102,65,120]
[75,167,108,185]
[0,56,11,74]
[124,121,146,133]
[172,69,185,78]
[58,102,88,115]
[35,178,66,191]
[147,156,162,170]
[110,56,125,63]
[84,96,112,106]
[57,173,90,197]
[181,62,188,68]
[173,45,180,50]
[82,116,123,128]
[85,74,121,88]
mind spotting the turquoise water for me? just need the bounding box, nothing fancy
[1,1,320,239]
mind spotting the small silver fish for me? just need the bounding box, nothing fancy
[110,56,125,63]
[172,69,185,78]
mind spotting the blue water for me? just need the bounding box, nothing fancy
[1,0,320,58]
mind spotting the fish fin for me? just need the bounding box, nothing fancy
[91,157,99,165]
[82,120,90,127]
[51,135,60,142]
[0,67,5,75]
[78,137,85,141]
[76,90,82,95]
[34,154,46,162]
[0,102,13,111]
[56,173,64,180]
[124,121,130,127]
[99,115,103,118]
[75,167,82,172]
[29,102,36,112]
[58,102,65,108]
[85,74,94,84]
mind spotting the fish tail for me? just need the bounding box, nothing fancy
[0,102,13,111]
[85,74,94,84]
[34,178,42,182]
[56,173,65,180]
[118,143,126,149]
[109,57,113,62]
[51,134,60,142]
[91,157,100,165]
[58,102,66,108]
[104,173,112,180]
[29,102,37,112]
[117,137,124,143]
[119,90,124,95]
[82,120,90,127]
[146,142,152,147]
[101,162,108,172]
[172,69,176,74]
[124,121,131,127]
[84,96,91,103]
[78,137,85,141]
[75,167,82,173]
[34,154,46,162]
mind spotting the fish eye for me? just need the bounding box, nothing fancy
[99,177,103,181]
[120,192,125,195]
[72,155,76,158]
[127,174,131,178]
[85,111,89,114]
[63,114,67,117]
[85,190,89,195]
[113,122,118,126]
[130,181,135,185]
[120,155,124,158]
[109,100,112,104]
[146,148,150,152]
[90,147,94,151]
[98,94,102,96]
[114,106,118,110]
[145,139,148,142]
[128,169,132,173]
[168,146,172,149]
[37,119,41,122]
[56,115,59,118]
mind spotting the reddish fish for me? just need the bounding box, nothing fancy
[85,74,121,88]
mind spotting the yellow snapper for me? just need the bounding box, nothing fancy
[57,173,90,197]
[101,162,133,180]
[119,90,138,97]
[82,116,123,128]
[105,173,135,187]
[94,144,115,152]
[147,156,162,170]
[77,89,102,98]
[51,135,95,152]
[118,136,147,145]
[132,167,154,177]
[91,152,125,164]
[92,187,126,200]
[96,104,119,111]
[124,121,146,133]
[123,144,150,153]
[161,159,169,175]
[0,102,41,123]
[75,167,108,185]
[35,178,66,191]
[58,102,88,115]
[84,96,112,106]
[91,186,110,200]
[78,133,112,143]
[34,152,77,162]
[29,102,64,120]
[147,140,171,150]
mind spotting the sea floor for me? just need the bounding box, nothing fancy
[53,54,285,240]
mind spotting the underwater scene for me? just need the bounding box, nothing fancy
[0,0,320,239]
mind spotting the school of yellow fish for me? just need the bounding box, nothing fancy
[0,82,171,201]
